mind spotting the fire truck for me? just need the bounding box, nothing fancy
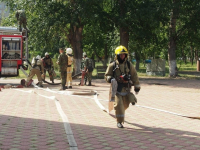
[0,26,29,77]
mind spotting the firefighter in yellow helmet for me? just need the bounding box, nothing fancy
[65,48,73,88]
[105,45,140,128]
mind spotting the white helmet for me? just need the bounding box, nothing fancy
[83,52,86,57]
[36,55,41,59]
[66,48,72,54]
[45,52,49,56]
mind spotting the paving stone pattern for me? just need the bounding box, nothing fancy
[0,78,200,150]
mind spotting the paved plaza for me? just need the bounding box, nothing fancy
[0,77,200,150]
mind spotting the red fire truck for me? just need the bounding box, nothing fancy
[0,26,28,77]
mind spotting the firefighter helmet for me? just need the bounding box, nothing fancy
[115,45,128,55]
[66,48,72,54]
[83,52,86,57]
[45,52,49,56]
[36,55,41,59]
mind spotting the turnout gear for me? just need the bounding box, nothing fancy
[66,50,73,88]
[15,10,28,32]
[84,56,94,85]
[105,46,140,126]
[42,53,54,83]
[26,56,44,87]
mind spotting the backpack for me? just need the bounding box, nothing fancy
[87,58,94,72]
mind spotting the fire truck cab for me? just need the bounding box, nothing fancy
[0,26,28,77]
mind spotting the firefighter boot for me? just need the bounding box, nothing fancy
[38,81,43,88]
[88,81,91,86]
[117,122,124,128]
[59,85,65,90]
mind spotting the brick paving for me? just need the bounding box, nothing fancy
[0,77,200,150]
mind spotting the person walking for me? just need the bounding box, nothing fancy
[105,45,140,128]
[83,53,94,86]
[56,48,68,90]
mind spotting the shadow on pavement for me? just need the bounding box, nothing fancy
[0,114,200,149]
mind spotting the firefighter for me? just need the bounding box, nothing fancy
[84,53,94,86]
[26,55,44,87]
[65,48,73,89]
[105,45,140,128]
[42,52,54,83]
[15,10,28,32]
[56,48,68,90]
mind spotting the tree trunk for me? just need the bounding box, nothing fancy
[120,27,129,49]
[190,46,193,65]
[181,47,187,64]
[168,0,179,77]
[135,51,140,71]
[103,43,109,67]
[195,48,198,62]
[68,25,83,75]
[119,0,129,50]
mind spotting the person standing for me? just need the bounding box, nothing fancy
[42,52,54,83]
[84,52,94,86]
[56,48,68,90]
[65,48,73,89]
[79,52,87,85]
[105,45,140,128]
[26,55,44,87]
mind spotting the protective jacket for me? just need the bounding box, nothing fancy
[105,59,140,93]
[67,54,73,66]
[42,57,53,69]
[85,57,94,72]
[31,57,44,73]
[105,59,140,123]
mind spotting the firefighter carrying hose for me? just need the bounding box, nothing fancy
[42,52,54,83]
[25,55,44,87]
[65,48,73,89]
[105,45,141,128]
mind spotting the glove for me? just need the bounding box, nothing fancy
[107,76,114,83]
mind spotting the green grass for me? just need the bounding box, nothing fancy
[8,60,200,80]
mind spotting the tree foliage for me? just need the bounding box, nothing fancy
[1,0,200,75]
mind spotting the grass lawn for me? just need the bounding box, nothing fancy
[8,60,200,80]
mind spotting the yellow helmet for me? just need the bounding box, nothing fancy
[115,45,128,55]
